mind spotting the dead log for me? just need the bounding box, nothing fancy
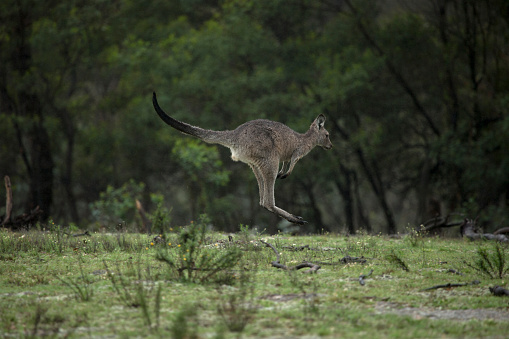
[416,216,508,242]
[489,286,509,297]
[3,206,43,230]
[260,240,321,273]
[460,219,508,242]
[1,176,43,230]
[493,227,509,235]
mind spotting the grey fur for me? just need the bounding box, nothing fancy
[153,92,332,224]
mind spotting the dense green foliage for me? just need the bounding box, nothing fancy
[1,0,508,233]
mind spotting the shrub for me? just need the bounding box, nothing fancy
[89,180,145,231]
[156,214,242,283]
[466,243,509,279]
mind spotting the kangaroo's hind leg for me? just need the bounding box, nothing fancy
[257,161,307,225]
[249,164,265,206]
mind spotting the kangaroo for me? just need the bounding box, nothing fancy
[152,92,332,224]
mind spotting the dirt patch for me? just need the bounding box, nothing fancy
[260,293,323,302]
[375,301,509,321]
[1,291,36,297]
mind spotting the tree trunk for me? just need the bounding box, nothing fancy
[56,105,79,223]
[352,170,372,233]
[344,0,440,136]
[11,3,54,222]
[330,117,396,234]
[2,176,13,225]
[436,1,460,131]
[353,147,396,234]
[298,179,327,232]
[334,163,355,234]
[62,135,80,222]
[27,104,54,222]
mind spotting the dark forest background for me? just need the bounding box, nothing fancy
[1,0,508,234]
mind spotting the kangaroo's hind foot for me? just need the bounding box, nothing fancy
[263,204,308,225]
[290,215,308,225]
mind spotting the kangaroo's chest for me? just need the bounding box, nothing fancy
[230,146,292,164]
[230,148,241,162]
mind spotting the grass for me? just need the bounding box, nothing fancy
[465,242,509,279]
[1,225,508,338]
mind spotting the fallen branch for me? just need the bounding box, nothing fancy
[421,280,480,291]
[359,269,373,286]
[260,240,320,273]
[311,256,368,266]
[292,262,321,273]
[419,214,463,233]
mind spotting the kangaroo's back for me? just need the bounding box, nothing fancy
[228,119,301,163]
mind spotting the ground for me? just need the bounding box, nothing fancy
[1,228,508,338]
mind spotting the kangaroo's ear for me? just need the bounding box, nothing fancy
[315,114,326,129]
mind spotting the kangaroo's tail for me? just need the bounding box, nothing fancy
[152,92,208,139]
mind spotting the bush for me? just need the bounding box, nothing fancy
[89,180,145,231]
[466,243,509,279]
[156,214,242,283]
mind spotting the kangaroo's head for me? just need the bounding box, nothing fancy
[312,114,333,150]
